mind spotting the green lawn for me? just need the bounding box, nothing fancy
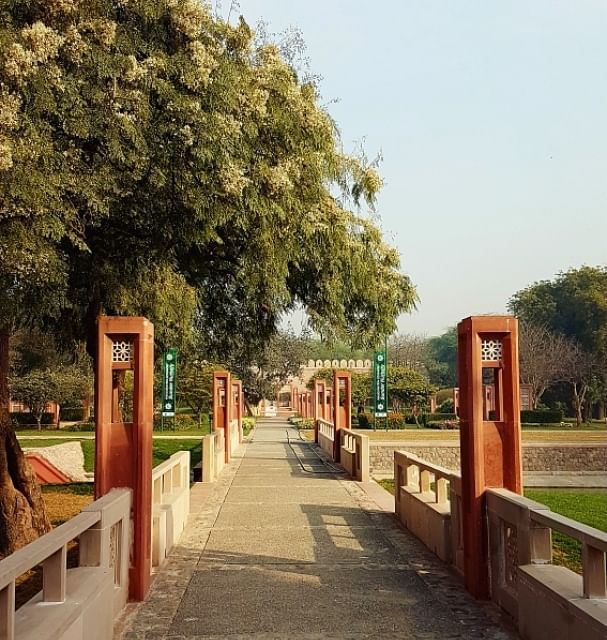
[378,479,395,494]
[524,489,607,573]
[19,438,202,473]
[152,439,202,468]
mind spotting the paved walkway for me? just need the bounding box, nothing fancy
[117,419,516,639]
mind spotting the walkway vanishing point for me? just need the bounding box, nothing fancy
[118,419,516,639]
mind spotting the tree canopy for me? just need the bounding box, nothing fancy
[509,266,607,423]
[0,1,418,554]
[1,0,416,365]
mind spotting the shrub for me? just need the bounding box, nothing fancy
[11,412,54,426]
[520,409,563,424]
[388,411,405,429]
[439,399,454,413]
[60,406,86,422]
[426,412,457,421]
[405,413,426,426]
[242,417,256,435]
[358,413,372,428]
[427,420,459,430]
[154,413,198,431]
[68,421,96,432]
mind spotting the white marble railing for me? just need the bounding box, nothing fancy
[0,489,131,640]
[151,451,190,567]
[317,419,335,457]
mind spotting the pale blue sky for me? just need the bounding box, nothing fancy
[231,1,607,336]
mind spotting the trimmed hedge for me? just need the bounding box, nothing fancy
[488,409,564,423]
[59,407,86,421]
[426,412,457,421]
[520,409,563,424]
[427,420,459,430]
[11,412,55,426]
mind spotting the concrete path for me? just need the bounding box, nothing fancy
[117,419,517,639]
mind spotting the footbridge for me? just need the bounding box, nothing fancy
[117,418,515,639]
[2,315,606,640]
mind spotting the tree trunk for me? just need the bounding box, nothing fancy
[0,326,51,559]
[571,382,583,427]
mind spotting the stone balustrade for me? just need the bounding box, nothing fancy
[317,419,335,457]
[151,451,190,567]
[339,428,369,482]
[200,429,225,483]
[393,449,607,640]
[0,488,131,640]
[487,488,607,640]
[394,451,463,566]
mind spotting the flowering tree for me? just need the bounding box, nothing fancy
[0,0,416,554]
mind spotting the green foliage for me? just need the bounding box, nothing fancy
[56,407,85,422]
[305,339,371,362]
[388,365,434,410]
[426,420,459,430]
[242,416,255,436]
[10,369,58,428]
[176,360,218,419]
[435,388,454,404]
[229,329,309,404]
[438,399,454,413]
[306,367,334,390]
[520,409,563,424]
[509,267,607,424]
[291,417,314,430]
[11,411,54,426]
[426,328,457,387]
[0,0,416,377]
[357,412,372,428]
[509,267,607,353]
[426,412,457,421]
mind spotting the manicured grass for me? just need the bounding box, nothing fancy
[378,479,395,494]
[524,489,607,573]
[20,438,202,472]
[41,483,94,496]
[16,429,92,437]
[152,439,202,469]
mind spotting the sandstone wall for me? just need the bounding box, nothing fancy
[370,442,606,474]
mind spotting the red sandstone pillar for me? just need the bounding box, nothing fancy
[313,379,324,443]
[457,316,522,599]
[233,380,243,442]
[332,371,351,462]
[213,371,232,462]
[95,316,154,602]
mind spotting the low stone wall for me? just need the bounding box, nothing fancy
[370,442,607,474]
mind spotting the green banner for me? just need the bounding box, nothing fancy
[161,348,178,417]
[373,351,388,418]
